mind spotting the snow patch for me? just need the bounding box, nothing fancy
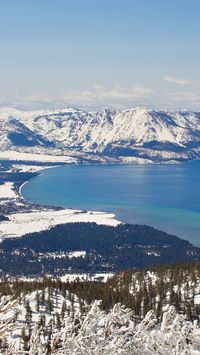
[0,209,120,239]
[0,182,17,199]
[0,150,77,163]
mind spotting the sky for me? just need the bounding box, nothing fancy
[0,0,200,110]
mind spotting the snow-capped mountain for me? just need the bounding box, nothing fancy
[1,106,200,163]
[0,115,53,150]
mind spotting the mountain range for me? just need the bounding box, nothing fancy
[1,106,200,163]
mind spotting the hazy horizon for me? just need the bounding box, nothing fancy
[0,0,199,110]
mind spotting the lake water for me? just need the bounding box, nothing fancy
[21,162,200,246]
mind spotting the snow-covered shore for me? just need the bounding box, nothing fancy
[0,150,78,163]
[0,163,121,240]
[0,208,120,239]
[0,182,17,199]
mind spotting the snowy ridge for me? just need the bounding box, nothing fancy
[0,115,52,150]
[1,106,200,163]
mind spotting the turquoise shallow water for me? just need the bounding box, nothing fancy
[21,162,200,246]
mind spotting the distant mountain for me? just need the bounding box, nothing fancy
[1,106,200,163]
[0,115,53,150]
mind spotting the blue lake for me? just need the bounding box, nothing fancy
[21,162,200,246]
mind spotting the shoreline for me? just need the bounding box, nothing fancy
[0,162,121,240]
[18,166,56,201]
[1,160,200,247]
[17,162,200,248]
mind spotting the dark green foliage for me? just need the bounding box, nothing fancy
[61,300,67,319]
[0,261,199,323]
[0,171,36,185]
[0,222,199,276]
[25,300,32,326]
[0,215,9,221]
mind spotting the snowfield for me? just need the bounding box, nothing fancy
[0,150,78,163]
[0,208,120,239]
[0,161,121,240]
[1,106,200,163]
[0,182,17,199]
[12,164,58,172]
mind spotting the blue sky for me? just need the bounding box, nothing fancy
[0,0,199,109]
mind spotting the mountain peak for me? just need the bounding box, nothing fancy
[0,106,200,163]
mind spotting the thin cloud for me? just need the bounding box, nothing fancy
[168,91,199,103]
[1,85,200,111]
[63,84,153,104]
[164,75,190,85]
[0,85,153,110]
[8,85,152,105]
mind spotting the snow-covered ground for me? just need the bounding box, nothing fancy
[0,182,17,199]
[0,287,83,353]
[12,164,58,172]
[0,150,77,163]
[60,272,114,282]
[0,289,199,355]
[55,302,200,355]
[1,106,200,164]
[0,208,120,239]
[0,161,121,240]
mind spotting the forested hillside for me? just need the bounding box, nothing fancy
[0,261,199,354]
[0,222,200,276]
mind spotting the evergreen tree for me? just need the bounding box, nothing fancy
[36,290,40,312]
[61,300,67,319]
[46,295,53,315]
[56,312,62,331]
[25,299,32,326]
